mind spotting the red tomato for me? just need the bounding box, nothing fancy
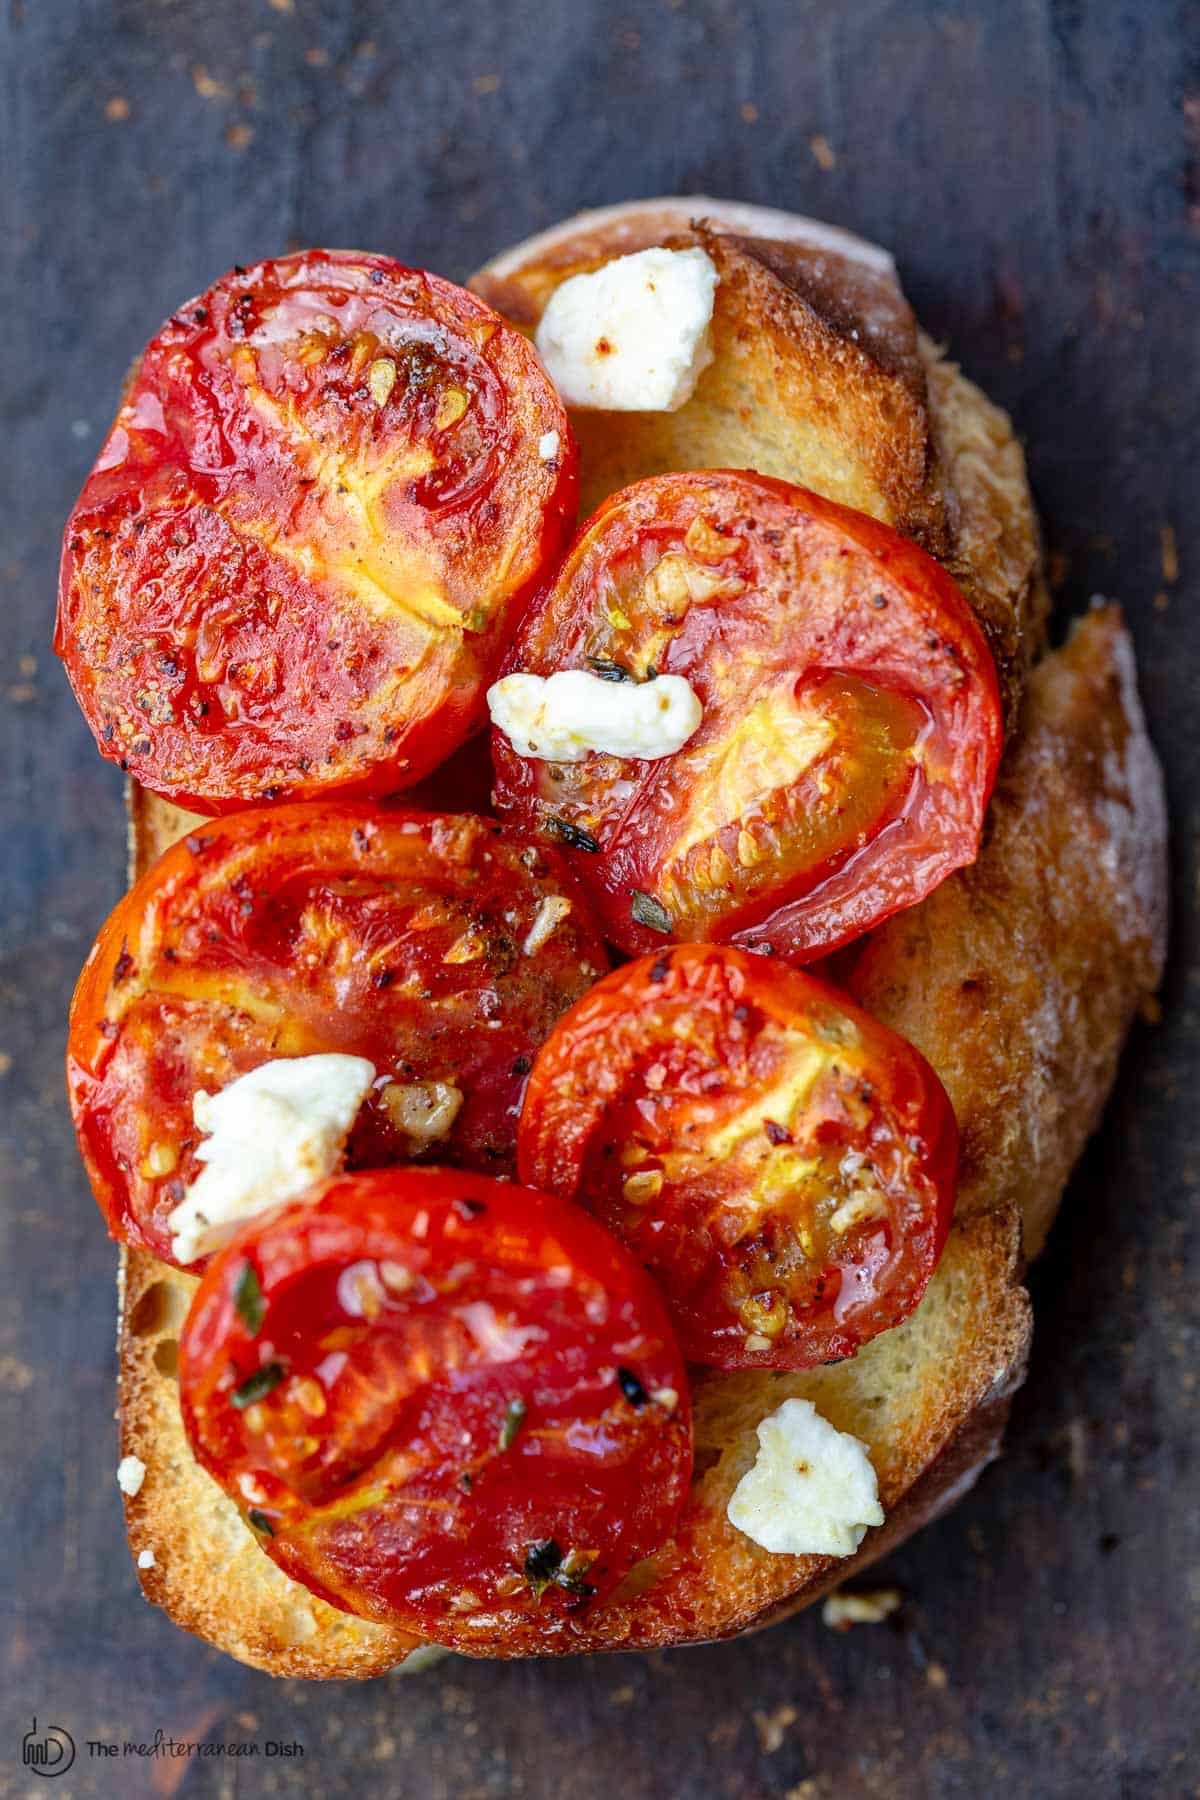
[491,471,1002,961]
[68,805,608,1267]
[56,251,578,812]
[519,945,957,1369]
[178,1167,692,1646]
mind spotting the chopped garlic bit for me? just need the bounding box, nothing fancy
[538,430,560,461]
[167,1054,375,1264]
[535,247,718,412]
[829,1176,888,1236]
[443,929,486,964]
[643,549,743,610]
[117,1455,146,1497]
[726,1397,883,1557]
[435,386,470,430]
[623,1167,664,1204]
[488,668,702,763]
[522,895,572,955]
[821,1587,902,1630]
[380,1080,463,1147]
[141,1140,178,1179]
[367,358,396,406]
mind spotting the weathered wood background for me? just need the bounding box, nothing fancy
[1,1,1196,1794]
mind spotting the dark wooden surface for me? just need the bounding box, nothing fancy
[1,2,1197,1795]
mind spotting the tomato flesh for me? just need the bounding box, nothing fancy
[56,251,578,811]
[67,806,608,1266]
[491,471,1002,960]
[178,1168,692,1645]
[519,945,957,1368]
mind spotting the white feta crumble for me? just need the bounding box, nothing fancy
[379,1079,463,1146]
[117,1455,146,1497]
[488,668,701,762]
[534,247,718,412]
[167,1054,376,1264]
[538,429,561,461]
[821,1586,902,1630]
[137,1548,156,1570]
[726,1397,884,1557]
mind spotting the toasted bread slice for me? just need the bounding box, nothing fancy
[111,202,1166,1670]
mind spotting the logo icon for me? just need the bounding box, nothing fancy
[22,1719,75,1778]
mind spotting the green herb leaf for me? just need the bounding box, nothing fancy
[232,1261,264,1336]
[616,1367,649,1408]
[547,816,601,854]
[231,1361,285,1409]
[630,890,672,934]
[247,1508,275,1537]
[523,1538,597,1603]
[498,1396,527,1451]
[524,1537,564,1600]
[586,656,634,683]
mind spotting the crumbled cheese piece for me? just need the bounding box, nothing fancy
[821,1586,902,1630]
[117,1455,146,1497]
[137,1549,157,1570]
[726,1397,884,1557]
[380,1080,463,1147]
[167,1054,375,1264]
[488,669,701,763]
[535,247,718,412]
[522,895,572,955]
[538,430,560,461]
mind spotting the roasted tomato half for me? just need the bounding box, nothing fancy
[491,471,1002,960]
[519,945,957,1369]
[68,805,607,1266]
[179,1167,692,1647]
[56,250,578,811]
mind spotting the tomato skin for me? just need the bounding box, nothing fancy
[56,250,578,813]
[491,471,1002,961]
[519,944,957,1370]
[178,1167,692,1645]
[68,805,608,1267]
